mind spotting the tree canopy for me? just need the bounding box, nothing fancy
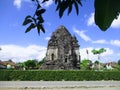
[92,48,106,55]
[92,48,106,60]
[23,0,120,34]
[81,59,92,70]
[24,60,36,69]
[118,59,120,65]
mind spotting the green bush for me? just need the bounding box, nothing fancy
[0,70,120,81]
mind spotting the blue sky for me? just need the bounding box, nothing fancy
[0,0,120,63]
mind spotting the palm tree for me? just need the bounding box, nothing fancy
[92,48,106,70]
[92,48,106,60]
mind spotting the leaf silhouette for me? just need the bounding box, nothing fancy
[95,0,120,30]
[25,23,36,33]
[23,19,33,26]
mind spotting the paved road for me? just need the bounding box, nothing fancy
[0,81,120,88]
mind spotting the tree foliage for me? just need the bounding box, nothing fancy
[23,0,120,34]
[81,59,92,70]
[55,0,82,18]
[95,0,120,30]
[38,59,45,66]
[92,48,106,55]
[94,60,99,64]
[17,62,25,68]
[23,0,46,35]
[24,60,36,69]
[118,59,120,65]
[92,48,106,60]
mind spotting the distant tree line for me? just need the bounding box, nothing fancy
[17,59,44,70]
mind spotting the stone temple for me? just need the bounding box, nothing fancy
[41,25,81,70]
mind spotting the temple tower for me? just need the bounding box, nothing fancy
[41,25,81,69]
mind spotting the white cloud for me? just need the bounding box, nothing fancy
[100,48,114,62]
[101,48,114,56]
[14,0,21,9]
[0,44,46,62]
[87,13,94,26]
[0,44,116,63]
[40,0,53,8]
[111,15,120,28]
[80,47,95,61]
[43,0,53,7]
[92,39,108,44]
[73,27,120,48]
[13,0,34,9]
[13,0,53,9]
[117,53,120,56]
[110,40,120,47]
[45,37,50,41]
[80,47,114,63]
[73,27,91,42]
[92,39,120,47]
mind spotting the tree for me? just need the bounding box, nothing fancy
[92,48,106,60]
[94,60,99,64]
[38,59,45,66]
[23,0,120,34]
[92,48,106,70]
[94,0,120,30]
[118,59,120,65]
[17,62,25,70]
[81,59,92,70]
[24,60,36,69]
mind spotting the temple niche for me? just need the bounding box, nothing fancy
[41,25,81,70]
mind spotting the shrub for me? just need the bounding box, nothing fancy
[0,70,120,81]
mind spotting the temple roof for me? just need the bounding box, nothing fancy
[53,25,71,37]
[48,25,79,47]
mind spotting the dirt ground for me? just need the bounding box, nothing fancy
[1,81,120,90]
[1,86,120,90]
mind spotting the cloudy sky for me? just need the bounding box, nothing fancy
[0,0,120,63]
